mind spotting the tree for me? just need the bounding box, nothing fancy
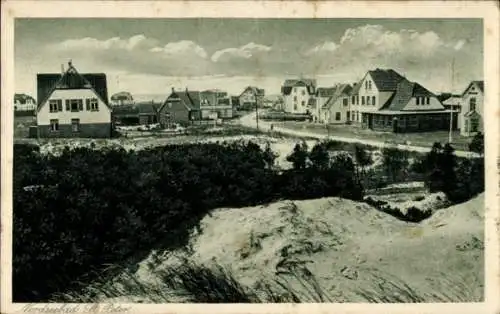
[286,141,309,170]
[309,142,330,170]
[354,144,373,178]
[381,147,409,182]
[263,142,278,169]
[469,132,484,156]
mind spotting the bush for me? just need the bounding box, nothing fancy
[13,140,364,301]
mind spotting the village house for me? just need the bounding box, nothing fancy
[159,88,201,128]
[14,94,36,112]
[350,68,454,133]
[320,84,353,124]
[310,87,336,122]
[112,101,161,126]
[199,89,233,119]
[459,80,484,137]
[281,79,317,114]
[441,94,462,129]
[110,91,135,106]
[238,86,265,110]
[35,61,112,138]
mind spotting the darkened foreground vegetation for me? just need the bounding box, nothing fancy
[13,141,362,301]
[13,133,484,302]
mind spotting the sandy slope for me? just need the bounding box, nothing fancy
[103,193,484,303]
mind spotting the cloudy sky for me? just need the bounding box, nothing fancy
[15,18,483,99]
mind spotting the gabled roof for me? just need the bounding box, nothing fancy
[14,93,35,104]
[442,95,461,105]
[37,63,110,111]
[462,80,484,96]
[368,68,406,92]
[323,84,353,110]
[239,86,265,97]
[281,78,317,96]
[111,91,134,101]
[380,79,438,111]
[316,87,336,98]
[161,90,201,112]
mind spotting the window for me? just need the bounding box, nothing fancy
[301,90,305,96]
[293,88,297,93]
[335,112,341,121]
[90,98,99,111]
[372,96,376,106]
[294,103,298,110]
[470,116,479,132]
[343,98,348,106]
[365,81,368,90]
[362,96,365,105]
[367,96,370,105]
[469,97,476,112]
[416,97,420,105]
[351,96,355,104]
[71,119,80,132]
[294,96,297,101]
[301,101,305,107]
[49,99,62,112]
[368,81,372,90]
[346,111,350,120]
[68,99,83,112]
[426,97,430,105]
[50,119,59,132]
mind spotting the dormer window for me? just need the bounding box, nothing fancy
[470,97,476,112]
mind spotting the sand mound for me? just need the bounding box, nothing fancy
[99,194,484,302]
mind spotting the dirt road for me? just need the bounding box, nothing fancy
[239,112,479,158]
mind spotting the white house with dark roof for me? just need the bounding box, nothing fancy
[281,78,316,114]
[350,68,454,133]
[238,86,265,109]
[459,80,484,137]
[310,87,336,122]
[320,84,353,124]
[36,61,112,138]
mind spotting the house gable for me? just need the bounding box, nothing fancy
[37,63,110,113]
[462,80,484,97]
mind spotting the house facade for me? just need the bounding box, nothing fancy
[459,80,484,137]
[110,92,135,106]
[36,61,112,138]
[159,88,201,128]
[441,94,462,129]
[350,68,454,133]
[200,89,233,119]
[112,101,160,126]
[281,79,316,114]
[238,86,265,110]
[310,87,336,122]
[14,94,36,112]
[321,84,353,124]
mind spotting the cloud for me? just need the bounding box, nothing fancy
[150,40,208,59]
[453,39,466,51]
[305,41,338,55]
[53,34,158,51]
[46,35,212,77]
[211,42,272,62]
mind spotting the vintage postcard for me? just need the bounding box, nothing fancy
[1,1,499,314]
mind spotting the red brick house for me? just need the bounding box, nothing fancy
[159,88,201,128]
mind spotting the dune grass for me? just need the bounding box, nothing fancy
[53,259,482,304]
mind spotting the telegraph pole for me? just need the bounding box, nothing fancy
[448,57,455,144]
[255,101,259,130]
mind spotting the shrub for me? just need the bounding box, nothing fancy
[13,140,364,301]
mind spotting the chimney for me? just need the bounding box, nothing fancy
[171,87,174,93]
[68,59,73,68]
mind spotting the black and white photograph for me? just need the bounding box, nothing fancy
[1,1,499,313]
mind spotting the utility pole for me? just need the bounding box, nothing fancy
[255,100,259,130]
[449,57,455,144]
